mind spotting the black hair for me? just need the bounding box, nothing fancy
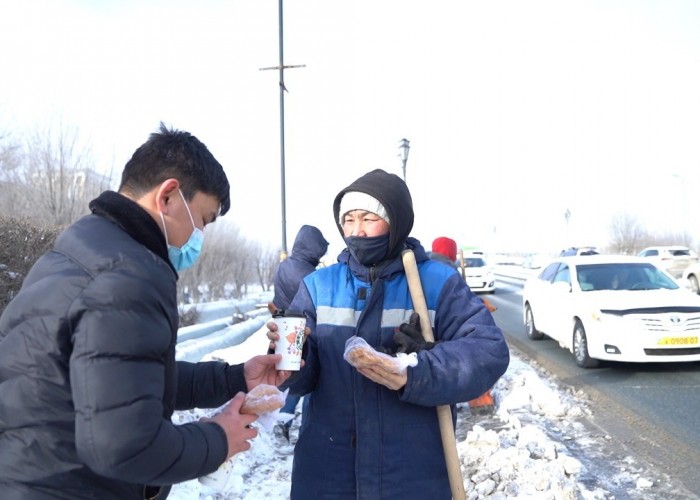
[118,122,230,215]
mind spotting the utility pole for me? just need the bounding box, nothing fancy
[260,0,305,258]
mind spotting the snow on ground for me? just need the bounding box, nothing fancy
[167,307,694,500]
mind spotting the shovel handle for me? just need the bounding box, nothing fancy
[401,249,466,500]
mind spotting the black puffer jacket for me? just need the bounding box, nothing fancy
[272,225,329,309]
[0,191,246,499]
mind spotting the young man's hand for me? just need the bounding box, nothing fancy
[244,354,296,390]
[204,392,258,459]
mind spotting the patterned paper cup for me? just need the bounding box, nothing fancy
[273,311,306,371]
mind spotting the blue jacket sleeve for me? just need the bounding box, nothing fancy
[400,272,510,406]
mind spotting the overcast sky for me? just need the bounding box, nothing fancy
[2,1,699,257]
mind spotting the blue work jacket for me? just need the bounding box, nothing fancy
[286,241,510,499]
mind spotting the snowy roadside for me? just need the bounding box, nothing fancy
[168,318,696,500]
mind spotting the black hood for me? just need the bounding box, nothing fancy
[333,169,414,262]
[290,224,329,266]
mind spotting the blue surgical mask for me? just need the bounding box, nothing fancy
[160,189,204,272]
[345,234,390,266]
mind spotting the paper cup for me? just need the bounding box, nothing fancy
[273,311,306,371]
[198,453,239,491]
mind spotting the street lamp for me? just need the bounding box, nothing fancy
[399,138,410,182]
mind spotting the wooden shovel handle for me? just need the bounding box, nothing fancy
[401,249,466,500]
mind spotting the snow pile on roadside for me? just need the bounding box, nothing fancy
[466,355,664,500]
[460,356,591,499]
[169,327,662,500]
[461,424,581,498]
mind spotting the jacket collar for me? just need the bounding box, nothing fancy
[338,237,428,282]
[89,190,177,275]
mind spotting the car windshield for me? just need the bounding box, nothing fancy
[464,257,486,267]
[560,247,598,256]
[575,263,680,291]
[670,249,693,257]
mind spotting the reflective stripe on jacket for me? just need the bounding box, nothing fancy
[286,241,509,499]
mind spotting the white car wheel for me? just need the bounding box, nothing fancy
[573,321,599,369]
[524,304,544,340]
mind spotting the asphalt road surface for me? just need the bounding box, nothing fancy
[490,271,700,497]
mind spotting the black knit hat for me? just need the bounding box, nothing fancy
[333,169,414,261]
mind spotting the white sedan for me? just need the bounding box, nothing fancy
[460,255,496,294]
[522,255,700,368]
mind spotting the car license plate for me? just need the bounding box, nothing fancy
[657,336,699,346]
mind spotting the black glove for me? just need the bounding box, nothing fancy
[394,312,436,353]
[375,344,396,356]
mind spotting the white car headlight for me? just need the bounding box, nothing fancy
[591,310,624,324]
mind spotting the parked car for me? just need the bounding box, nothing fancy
[459,254,495,294]
[681,263,700,294]
[559,246,599,257]
[637,245,698,278]
[522,252,551,269]
[522,254,700,368]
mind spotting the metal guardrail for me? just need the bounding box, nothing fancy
[493,265,538,281]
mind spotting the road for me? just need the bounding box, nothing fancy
[490,269,700,497]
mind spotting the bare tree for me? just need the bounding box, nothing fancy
[177,219,260,303]
[0,131,20,172]
[0,130,31,216]
[226,239,258,299]
[1,120,113,224]
[256,245,280,292]
[25,121,103,224]
[608,211,698,255]
[177,223,231,304]
[651,230,695,248]
[31,123,79,223]
[607,213,649,254]
[199,222,245,301]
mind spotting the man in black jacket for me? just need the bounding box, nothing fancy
[0,124,295,499]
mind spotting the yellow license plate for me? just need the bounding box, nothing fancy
[657,336,699,346]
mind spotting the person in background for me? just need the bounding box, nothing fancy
[610,268,630,290]
[0,124,294,499]
[271,224,329,441]
[430,236,459,268]
[272,225,329,311]
[430,235,498,414]
[267,168,509,499]
[430,235,496,313]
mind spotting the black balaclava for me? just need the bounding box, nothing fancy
[333,169,414,263]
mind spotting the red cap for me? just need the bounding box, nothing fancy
[432,237,457,262]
